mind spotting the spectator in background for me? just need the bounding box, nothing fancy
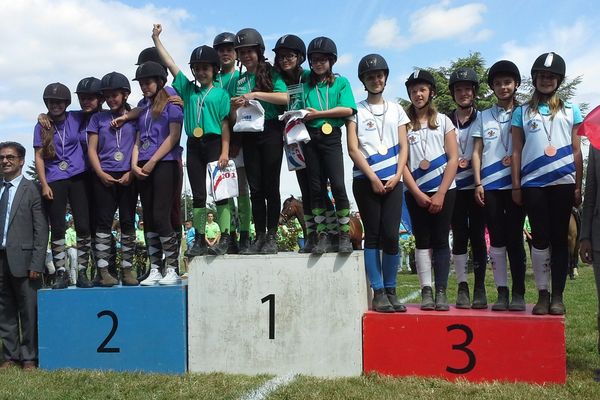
[205,211,221,247]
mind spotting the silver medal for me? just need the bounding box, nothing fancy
[114,151,124,162]
[58,160,69,171]
[142,140,150,151]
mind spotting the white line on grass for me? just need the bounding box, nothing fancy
[399,289,421,304]
[240,372,298,400]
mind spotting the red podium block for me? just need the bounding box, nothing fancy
[363,305,566,384]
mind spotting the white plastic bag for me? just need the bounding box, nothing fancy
[284,142,306,171]
[279,109,311,144]
[206,160,239,202]
[233,100,265,132]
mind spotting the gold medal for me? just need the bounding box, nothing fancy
[377,144,388,156]
[193,127,204,138]
[544,145,557,157]
[58,160,69,171]
[501,155,511,167]
[419,159,430,170]
[458,158,469,169]
[321,122,333,135]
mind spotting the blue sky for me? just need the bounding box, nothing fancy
[2,0,598,206]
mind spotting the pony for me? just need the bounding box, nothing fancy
[279,195,363,250]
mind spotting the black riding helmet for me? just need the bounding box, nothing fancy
[448,67,479,93]
[234,28,265,54]
[358,53,389,81]
[189,45,220,67]
[307,36,337,66]
[136,47,160,65]
[273,34,306,63]
[75,77,102,96]
[100,72,131,93]
[531,52,566,87]
[133,61,168,84]
[487,60,521,88]
[405,69,437,97]
[213,32,235,49]
[43,82,71,106]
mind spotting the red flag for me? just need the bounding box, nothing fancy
[578,105,600,149]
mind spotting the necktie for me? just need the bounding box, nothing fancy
[0,182,12,248]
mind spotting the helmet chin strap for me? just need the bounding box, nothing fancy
[458,102,473,110]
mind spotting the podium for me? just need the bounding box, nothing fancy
[187,253,368,377]
[38,284,188,374]
[363,305,566,384]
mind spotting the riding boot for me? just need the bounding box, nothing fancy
[509,292,526,311]
[372,289,395,313]
[208,233,231,256]
[435,285,449,311]
[185,232,207,257]
[328,233,340,252]
[260,230,278,254]
[312,232,330,255]
[491,286,509,311]
[385,287,406,312]
[50,239,68,289]
[120,233,138,286]
[471,286,488,309]
[420,286,435,311]
[549,292,566,315]
[337,233,353,254]
[456,281,470,309]
[532,289,551,315]
[241,232,265,255]
[238,231,250,254]
[227,233,240,254]
[299,232,317,253]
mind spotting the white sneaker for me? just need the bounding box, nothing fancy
[140,268,162,286]
[159,268,180,285]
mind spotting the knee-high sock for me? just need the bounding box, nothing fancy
[146,232,162,270]
[160,233,179,270]
[454,253,468,283]
[531,246,551,291]
[336,208,350,233]
[416,248,432,288]
[94,232,112,269]
[120,233,135,269]
[237,194,251,232]
[76,235,92,271]
[382,252,400,288]
[364,248,383,290]
[490,246,508,287]
[51,238,67,272]
[193,208,206,234]
[313,208,327,234]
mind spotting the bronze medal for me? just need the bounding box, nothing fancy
[419,159,430,170]
[114,151,124,162]
[458,158,469,169]
[544,145,557,157]
[58,160,69,171]
[501,155,511,167]
[321,122,333,135]
[193,127,204,138]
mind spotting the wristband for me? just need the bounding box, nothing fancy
[474,184,482,187]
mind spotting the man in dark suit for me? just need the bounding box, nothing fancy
[0,141,48,370]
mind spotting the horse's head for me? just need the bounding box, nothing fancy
[279,196,301,225]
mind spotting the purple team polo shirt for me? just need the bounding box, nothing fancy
[88,111,137,172]
[136,88,183,162]
[33,111,87,183]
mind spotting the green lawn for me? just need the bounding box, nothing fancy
[0,264,598,399]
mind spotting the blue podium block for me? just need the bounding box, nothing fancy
[38,284,187,374]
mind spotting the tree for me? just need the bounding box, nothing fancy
[26,161,39,183]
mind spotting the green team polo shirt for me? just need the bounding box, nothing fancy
[303,75,356,129]
[216,69,240,98]
[205,221,221,239]
[234,69,287,120]
[172,71,230,137]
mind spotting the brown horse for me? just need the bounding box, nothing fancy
[279,196,363,250]
[568,207,581,279]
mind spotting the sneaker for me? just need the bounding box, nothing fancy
[159,268,181,285]
[140,268,162,286]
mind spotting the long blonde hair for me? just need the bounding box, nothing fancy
[527,90,564,120]
[406,98,439,131]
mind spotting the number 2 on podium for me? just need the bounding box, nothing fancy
[261,294,275,339]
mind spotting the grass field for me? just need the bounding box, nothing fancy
[1,263,599,400]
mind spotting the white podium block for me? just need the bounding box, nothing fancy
[188,253,368,377]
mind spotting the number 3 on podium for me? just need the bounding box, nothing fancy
[446,324,476,374]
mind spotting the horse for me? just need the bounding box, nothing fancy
[279,196,363,250]
[567,207,581,279]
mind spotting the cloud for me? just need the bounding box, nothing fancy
[336,54,354,67]
[0,0,214,122]
[364,2,489,49]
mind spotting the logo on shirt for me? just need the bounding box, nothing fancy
[408,134,419,145]
[364,119,377,131]
[485,129,499,140]
[528,119,540,132]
